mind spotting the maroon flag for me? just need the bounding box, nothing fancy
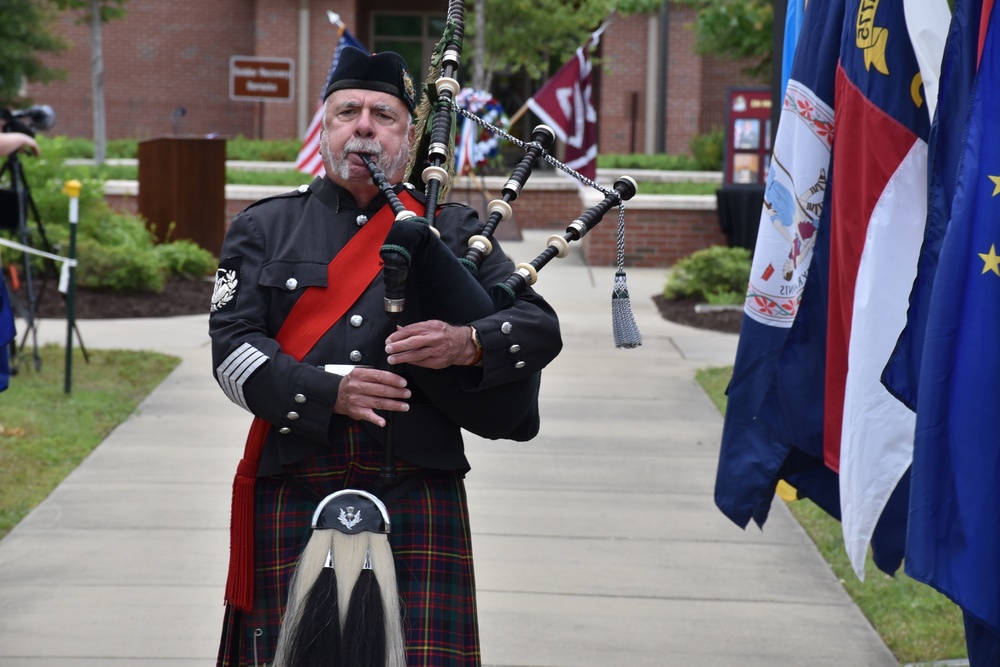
[526,26,605,182]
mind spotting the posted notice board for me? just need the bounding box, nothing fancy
[723,87,772,187]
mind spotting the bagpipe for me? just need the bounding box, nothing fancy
[272,2,639,663]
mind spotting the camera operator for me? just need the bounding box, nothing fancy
[0,132,39,157]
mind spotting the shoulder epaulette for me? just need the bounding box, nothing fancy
[243,183,313,212]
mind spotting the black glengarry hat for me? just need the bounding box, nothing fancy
[323,46,416,113]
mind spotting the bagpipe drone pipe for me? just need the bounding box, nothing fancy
[358,0,642,475]
[401,0,642,348]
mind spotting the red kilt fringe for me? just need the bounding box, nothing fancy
[217,424,481,666]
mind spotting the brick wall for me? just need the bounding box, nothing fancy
[104,179,724,268]
[32,0,259,140]
[28,1,762,155]
[600,13,651,155]
[581,196,725,268]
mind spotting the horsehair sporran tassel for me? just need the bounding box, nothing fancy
[365,532,406,666]
[282,555,341,666]
[612,203,642,349]
[274,531,335,643]
[331,528,404,666]
[272,490,405,667]
[342,547,386,667]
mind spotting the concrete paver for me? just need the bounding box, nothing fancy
[0,231,897,666]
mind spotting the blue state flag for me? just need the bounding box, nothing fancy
[905,0,1000,639]
[882,0,985,410]
[715,0,843,529]
[781,0,805,98]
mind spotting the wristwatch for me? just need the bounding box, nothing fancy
[469,325,483,365]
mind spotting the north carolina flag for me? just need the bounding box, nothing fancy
[525,25,604,182]
[906,0,1000,649]
[825,0,942,578]
[715,0,843,531]
[295,22,366,177]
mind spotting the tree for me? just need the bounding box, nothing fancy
[0,0,66,108]
[52,0,128,165]
[465,0,662,93]
[675,0,773,80]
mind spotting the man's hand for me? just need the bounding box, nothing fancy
[385,320,479,369]
[333,367,411,427]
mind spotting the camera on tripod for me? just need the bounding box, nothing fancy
[1,104,55,232]
[1,103,60,372]
[1,104,57,137]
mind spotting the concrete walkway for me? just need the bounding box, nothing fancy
[0,231,898,666]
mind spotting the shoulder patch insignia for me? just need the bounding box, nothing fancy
[211,257,242,313]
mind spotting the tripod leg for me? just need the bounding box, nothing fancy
[73,321,90,364]
[4,152,58,372]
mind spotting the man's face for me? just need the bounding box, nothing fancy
[320,89,414,197]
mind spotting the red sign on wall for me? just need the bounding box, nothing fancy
[229,57,294,102]
[723,87,772,187]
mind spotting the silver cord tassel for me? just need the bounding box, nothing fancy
[457,104,642,348]
[611,204,642,349]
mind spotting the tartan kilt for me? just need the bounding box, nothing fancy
[217,423,481,667]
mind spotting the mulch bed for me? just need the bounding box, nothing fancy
[651,294,742,334]
[26,275,216,320]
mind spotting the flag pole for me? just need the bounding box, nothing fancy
[507,100,530,128]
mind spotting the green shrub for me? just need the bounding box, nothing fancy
[107,139,138,158]
[664,245,751,304]
[226,135,301,161]
[689,127,724,171]
[597,152,701,171]
[37,135,94,158]
[153,238,217,278]
[36,136,137,159]
[75,236,166,292]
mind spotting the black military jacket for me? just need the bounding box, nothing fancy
[209,176,563,476]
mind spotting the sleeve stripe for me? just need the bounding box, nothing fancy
[216,342,269,412]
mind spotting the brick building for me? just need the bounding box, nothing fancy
[29,0,760,156]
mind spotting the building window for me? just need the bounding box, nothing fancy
[372,13,447,79]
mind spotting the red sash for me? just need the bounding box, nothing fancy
[225,190,421,611]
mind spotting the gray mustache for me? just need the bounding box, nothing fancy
[342,138,383,159]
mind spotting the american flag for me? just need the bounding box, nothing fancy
[295,21,366,177]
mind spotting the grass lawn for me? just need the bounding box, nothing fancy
[0,344,179,539]
[695,365,967,665]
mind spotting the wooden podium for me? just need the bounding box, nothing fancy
[138,137,226,257]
